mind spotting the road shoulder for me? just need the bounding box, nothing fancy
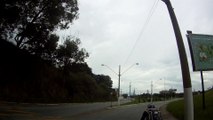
[160,103,178,120]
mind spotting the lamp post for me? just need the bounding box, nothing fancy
[162,0,194,119]
[151,79,163,103]
[160,78,166,101]
[101,63,139,105]
[151,80,153,103]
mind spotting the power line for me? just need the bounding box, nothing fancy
[123,0,159,65]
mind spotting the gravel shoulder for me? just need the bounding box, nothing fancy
[160,103,178,120]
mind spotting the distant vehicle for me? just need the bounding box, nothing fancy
[140,104,162,120]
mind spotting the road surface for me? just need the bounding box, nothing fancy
[0,100,167,120]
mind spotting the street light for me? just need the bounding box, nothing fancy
[150,79,162,103]
[162,1,194,119]
[101,63,139,105]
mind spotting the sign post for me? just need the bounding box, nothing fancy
[187,32,213,71]
[187,31,213,110]
[200,71,206,109]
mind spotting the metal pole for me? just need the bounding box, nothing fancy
[200,71,206,109]
[151,80,153,103]
[118,65,121,105]
[162,0,194,120]
[164,79,166,101]
[102,63,138,106]
[129,82,131,97]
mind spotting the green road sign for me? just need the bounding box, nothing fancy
[187,33,213,71]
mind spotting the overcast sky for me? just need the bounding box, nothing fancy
[58,0,213,94]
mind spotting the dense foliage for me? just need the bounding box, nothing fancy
[0,0,115,103]
[0,0,78,50]
[0,39,115,103]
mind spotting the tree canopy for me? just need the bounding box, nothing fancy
[0,0,79,55]
[0,0,115,103]
[56,37,89,68]
[0,37,115,103]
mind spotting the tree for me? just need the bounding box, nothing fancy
[40,34,59,63]
[94,75,113,100]
[168,88,177,98]
[69,63,93,75]
[56,37,89,70]
[0,0,79,55]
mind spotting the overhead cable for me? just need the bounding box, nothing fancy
[123,0,159,65]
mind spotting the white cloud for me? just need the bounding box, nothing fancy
[57,0,213,93]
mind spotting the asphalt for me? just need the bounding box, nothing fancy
[0,100,178,120]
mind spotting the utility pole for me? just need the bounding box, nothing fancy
[151,81,153,103]
[102,63,138,106]
[164,78,166,101]
[129,82,131,97]
[162,0,194,120]
[118,65,121,105]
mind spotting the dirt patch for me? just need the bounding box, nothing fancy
[160,104,178,120]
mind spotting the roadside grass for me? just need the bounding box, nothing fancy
[121,98,162,106]
[121,97,151,106]
[167,89,213,120]
[167,99,184,120]
[121,100,140,106]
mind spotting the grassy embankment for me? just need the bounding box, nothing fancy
[167,89,213,120]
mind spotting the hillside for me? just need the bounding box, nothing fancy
[167,89,213,120]
[0,40,116,103]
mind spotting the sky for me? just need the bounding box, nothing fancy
[57,0,213,94]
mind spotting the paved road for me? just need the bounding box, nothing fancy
[70,102,165,120]
[0,100,167,120]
